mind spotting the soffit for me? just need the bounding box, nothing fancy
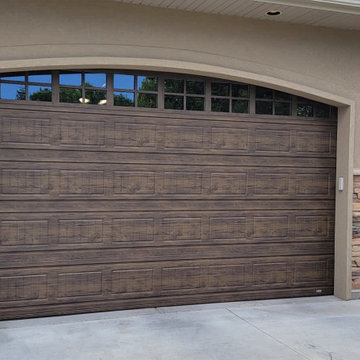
[112,0,360,30]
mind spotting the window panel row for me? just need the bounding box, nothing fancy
[0,71,335,118]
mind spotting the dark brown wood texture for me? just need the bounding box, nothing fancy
[0,103,336,319]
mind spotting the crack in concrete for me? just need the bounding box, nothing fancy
[226,308,312,360]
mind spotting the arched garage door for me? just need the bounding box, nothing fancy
[0,70,336,319]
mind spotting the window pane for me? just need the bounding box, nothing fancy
[114,74,134,90]
[28,86,52,102]
[330,106,337,119]
[0,75,25,82]
[186,80,205,95]
[275,91,291,101]
[314,103,330,118]
[28,74,52,84]
[85,89,107,105]
[165,95,184,110]
[232,99,249,113]
[164,79,184,93]
[232,84,249,98]
[0,83,25,100]
[211,82,230,97]
[114,92,135,107]
[186,96,204,111]
[297,99,313,117]
[138,76,158,91]
[211,98,229,112]
[84,73,106,88]
[256,101,273,114]
[256,87,273,99]
[59,73,82,86]
[275,102,291,116]
[138,93,157,108]
[60,87,82,103]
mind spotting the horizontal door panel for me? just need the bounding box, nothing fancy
[0,108,337,157]
[0,242,334,269]
[0,162,336,200]
[0,210,334,251]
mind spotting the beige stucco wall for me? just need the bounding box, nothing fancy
[1,0,359,152]
[0,0,359,299]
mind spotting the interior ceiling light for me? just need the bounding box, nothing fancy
[78,97,90,104]
[265,9,283,15]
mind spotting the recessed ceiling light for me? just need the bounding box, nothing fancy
[78,97,90,104]
[265,10,282,16]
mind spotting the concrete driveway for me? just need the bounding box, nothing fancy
[1,296,360,360]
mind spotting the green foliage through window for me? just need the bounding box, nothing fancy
[114,93,134,107]
[138,93,157,108]
[60,88,82,103]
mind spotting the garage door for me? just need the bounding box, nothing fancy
[0,71,336,319]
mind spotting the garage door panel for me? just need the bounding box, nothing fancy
[1,109,336,158]
[0,142,337,159]
[0,242,334,271]
[1,198,335,213]
[0,162,335,200]
[0,148,337,169]
[0,162,337,174]
[0,256,333,312]
[1,115,55,146]
[0,273,49,303]
[1,287,336,320]
[0,210,334,252]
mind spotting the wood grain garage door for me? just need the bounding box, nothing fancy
[0,104,336,319]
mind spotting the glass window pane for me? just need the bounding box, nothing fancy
[165,95,184,110]
[164,79,184,93]
[275,102,291,116]
[211,98,229,112]
[297,97,311,103]
[314,103,330,118]
[275,91,291,101]
[84,73,106,88]
[138,93,157,108]
[297,99,313,117]
[28,74,52,84]
[186,96,204,111]
[256,87,273,99]
[28,86,52,102]
[138,76,158,91]
[232,84,249,98]
[330,106,337,119]
[85,89,107,105]
[59,73,82,86]
[0,83,25,100]
[256,101,273,114]
[0,75,25,82]
[114,92,135,107]
[114,74,134,90]
[211,82,230,97]
[232,99,249,113]
[60,87,82,103]
[186,80,205,95]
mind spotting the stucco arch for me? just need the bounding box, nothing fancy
[0,56,355,106]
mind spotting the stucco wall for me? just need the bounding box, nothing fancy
[0,0,359,298]
[1,1,359,134]
[1,1,359,105]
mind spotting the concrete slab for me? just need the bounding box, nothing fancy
[1,296,359,360]
[228,298,360,360]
